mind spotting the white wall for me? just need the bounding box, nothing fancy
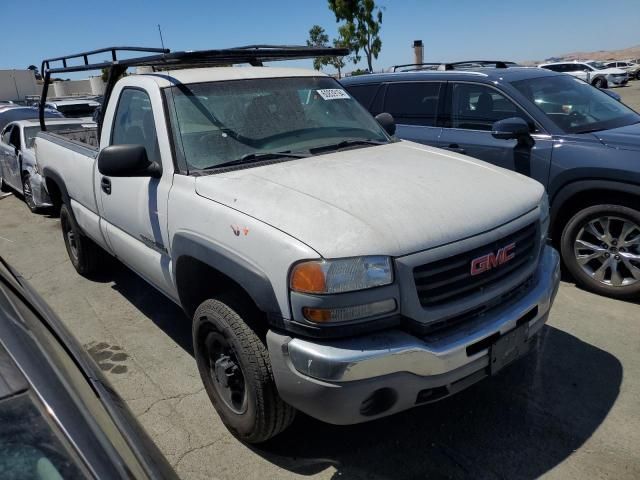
[0,70,38,101]
[49,77,105,97]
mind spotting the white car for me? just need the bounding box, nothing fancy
[538,60,628,88]
[604,61,640,80]
[0,118,93,211]
[45,97,101,119]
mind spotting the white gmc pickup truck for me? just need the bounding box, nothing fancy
[35,46,560,443]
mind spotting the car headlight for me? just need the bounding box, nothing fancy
[540,192,550,243]
[290,256,393,295]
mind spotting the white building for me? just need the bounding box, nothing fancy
[0,70,38,101]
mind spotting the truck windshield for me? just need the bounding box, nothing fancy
[512,75,640,134]
[165,76,390,171]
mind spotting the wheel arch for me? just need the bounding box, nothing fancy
[550,179,640,243]
[172,232,283,321]
[42,167,68,212]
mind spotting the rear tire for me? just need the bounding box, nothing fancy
[193,294,295,443]
[561,204,640,299]
[60,203,101,276]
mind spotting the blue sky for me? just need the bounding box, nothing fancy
[2,0,639,77]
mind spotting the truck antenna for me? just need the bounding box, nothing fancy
[158,24,166,51]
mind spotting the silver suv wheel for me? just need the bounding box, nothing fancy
[573,215,640,287]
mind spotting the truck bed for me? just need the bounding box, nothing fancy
[38,125,99,152]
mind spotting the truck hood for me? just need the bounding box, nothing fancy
[194,141,543,258]
[594,122,640,152]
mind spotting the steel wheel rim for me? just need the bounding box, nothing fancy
[574,215,640,287]
[22,176,35,210]
[62,216,79,261]
[204,330,248,415]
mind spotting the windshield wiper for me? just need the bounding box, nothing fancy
[310,139,386,154]
[207,151,309,169]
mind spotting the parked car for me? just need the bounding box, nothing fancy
[604,60,640,80]
[538,60,628,88]
[342,63,640,299]
[0,106,63,132]
[0,256,177,479]
[45,97,101,119]
[0,118,94,212]
[36,46,560,443]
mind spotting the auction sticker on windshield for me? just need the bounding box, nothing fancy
[317,89,350,100]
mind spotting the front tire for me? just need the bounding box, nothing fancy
[22,173,39,213]
[592,77,607,88]
[60,203,101,276]
[193,295,295,443]
[561,204,640,299]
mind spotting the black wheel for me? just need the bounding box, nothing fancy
[636,71,640,81]
[592,77,607,88]
[60,203,101,276]
[22,173,39,213]
[193,294,295,443]
[561,204,640,299]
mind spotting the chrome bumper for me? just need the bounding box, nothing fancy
[268,246,560,425]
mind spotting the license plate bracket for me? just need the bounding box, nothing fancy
[490,324,530,375]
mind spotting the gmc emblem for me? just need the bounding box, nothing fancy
[470,243,516,276]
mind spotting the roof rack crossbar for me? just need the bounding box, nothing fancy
[392,60,515,73]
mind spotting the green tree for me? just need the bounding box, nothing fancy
[307,24,352,78]
[306,25,331,71]
[328,0,383,72]
[27,65,42,80]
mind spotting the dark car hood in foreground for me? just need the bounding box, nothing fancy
[595,121,640,152]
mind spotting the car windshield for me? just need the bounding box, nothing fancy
[165,76,389,171]
[24,124,84,148]
[512,75,640,134]
[586,61,607,70]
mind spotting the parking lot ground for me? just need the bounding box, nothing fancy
[1,82,640,479]
[617,80,640,111]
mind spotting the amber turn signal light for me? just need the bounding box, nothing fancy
[290,262,327,294]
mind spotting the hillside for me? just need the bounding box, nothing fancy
[530,45,640,64]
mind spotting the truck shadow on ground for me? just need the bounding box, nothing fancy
[93,261,623,479]
[94,259,194,355]
[254,326,622,480]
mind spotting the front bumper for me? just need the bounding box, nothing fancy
[608,75,629,86]
[268,246,560,425]
[29,172,53,208]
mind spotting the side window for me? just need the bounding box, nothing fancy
[111,88,160,164]
[9,126,21,150]
[383,82,442,126]
[1,126,12,145]
[450,83,531,132]
[345,84,380,109]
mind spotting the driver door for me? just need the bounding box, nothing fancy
[98,86,175,299]
[439,82,553,186]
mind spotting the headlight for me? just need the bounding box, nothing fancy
[290,256,393,294]
[540,192,550,242]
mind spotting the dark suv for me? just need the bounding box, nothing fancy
[342,63,640,299]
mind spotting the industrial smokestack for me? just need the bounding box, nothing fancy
[413,40,424,65]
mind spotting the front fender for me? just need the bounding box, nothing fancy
[171,231,282,318]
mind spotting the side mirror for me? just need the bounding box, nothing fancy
[491,117,531,141]
[98,144,162,178]
[375,112,396,136]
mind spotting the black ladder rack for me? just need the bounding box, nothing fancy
[39,45,349,131]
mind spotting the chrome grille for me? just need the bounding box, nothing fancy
[413,222,538,307]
